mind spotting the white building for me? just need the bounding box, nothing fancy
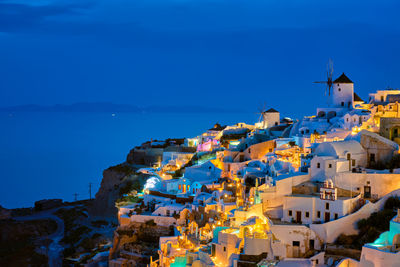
[310,140,367,181]
[262,108,280,129]
[282,179,361,224]
[369,89,400,104]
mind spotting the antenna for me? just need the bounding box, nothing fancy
[89,182,93,200]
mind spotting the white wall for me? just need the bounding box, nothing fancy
[282,194,360,224]
[334,172,400,198]
[310,188,400,243]
[260,173,311,209]
[270,224,321,258]
[331,83,353,108]
[359,245,400,267]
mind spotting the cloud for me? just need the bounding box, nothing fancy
[0,0,94,33]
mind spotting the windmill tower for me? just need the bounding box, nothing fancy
[256,103,280,129]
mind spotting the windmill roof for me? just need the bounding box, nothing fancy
[354,92,363,102]
[334,73,353,84]
[208,123,226,131]
[265,108,279,113]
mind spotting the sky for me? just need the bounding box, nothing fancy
[1,0,400,117]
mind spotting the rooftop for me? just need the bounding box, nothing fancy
[334,73,353,84]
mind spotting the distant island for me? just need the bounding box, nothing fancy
[0,102,243,113]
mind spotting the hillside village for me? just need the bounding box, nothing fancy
[105,72,400,267]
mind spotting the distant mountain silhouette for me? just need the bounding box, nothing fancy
[0,102,243,113]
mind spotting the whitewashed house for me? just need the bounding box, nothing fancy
[310,140,367,181]
[282,179,361,224]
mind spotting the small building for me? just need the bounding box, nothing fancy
[369,89,400,104]
[380,117,400,144]
[359,130,399,167]
[262,108,280,129]
[282,179,361,224]
[310,140,367,181]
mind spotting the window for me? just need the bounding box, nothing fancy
[317,211,321,218]
[178,185,182,190]
[317,163,320,168]
[326,203,330,210]
[305,212,310,218]
[292,241,300,246]
[275,122,278,126]
[248,148,251,153]
[352,159,356,166]
[338,88,341,92]
[166,210,170,216]
[328,164,332,168]
[288,210,292,216]
[381,96,384,102]
[347,153,351,160]
[223,247,226,252]
[341,102,344,107]
[346,118,349,122]
[335,213,338,220]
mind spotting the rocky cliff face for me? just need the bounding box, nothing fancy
[89,163,149,218]
[109,222,174,266]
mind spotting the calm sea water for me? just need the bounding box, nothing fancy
[0,111,254,208]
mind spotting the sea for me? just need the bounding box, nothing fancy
[0,111,254,208]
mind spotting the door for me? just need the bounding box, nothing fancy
[324,212,330,222]
[292,241,300,257]
[296,211,302,223]
[310,239,315,250]
[364,186,371,198]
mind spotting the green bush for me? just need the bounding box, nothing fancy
[145,219,157,226]
[384,196,400,210]
[61,225,91,245]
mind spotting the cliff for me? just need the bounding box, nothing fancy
[89,163,149,218]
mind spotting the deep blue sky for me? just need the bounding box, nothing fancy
[1,0,400,117]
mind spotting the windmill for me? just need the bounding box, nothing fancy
[255,102,267,128]
[314,59,334,96]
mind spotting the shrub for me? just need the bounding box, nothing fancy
[145,220,157,226]
[336,234,357,246]
[384,196,400,210]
